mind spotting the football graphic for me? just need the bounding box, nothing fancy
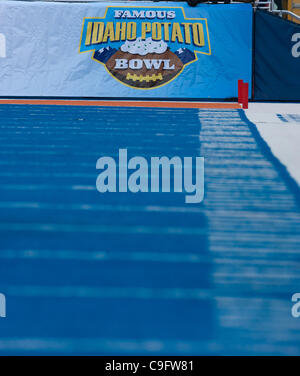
[93,38,196,89]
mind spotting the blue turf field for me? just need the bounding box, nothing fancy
[0,104,300,355]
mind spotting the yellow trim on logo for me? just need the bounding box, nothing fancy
[79,6,212,90]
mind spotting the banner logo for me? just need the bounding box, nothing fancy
[79,7,211,89]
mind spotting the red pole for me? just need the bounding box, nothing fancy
[242,82,249,109]
[238,79,244,104]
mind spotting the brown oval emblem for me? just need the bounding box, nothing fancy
[93,38,195,89]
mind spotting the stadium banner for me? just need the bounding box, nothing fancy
[254,10,300,101]
[0,1,252,99]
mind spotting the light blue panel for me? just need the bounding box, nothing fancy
[0,1,252,98]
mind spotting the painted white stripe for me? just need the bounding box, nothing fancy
[0,337,219,354]
[0,201,202,213]
[0,249,209,264]
[0,337,296,355]
[0,223,206,235]
[3,285,211,300]
[0,249,298,267]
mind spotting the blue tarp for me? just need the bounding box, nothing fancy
[254,10,300,101]
[1,105,300,355]
[0,1,252,98]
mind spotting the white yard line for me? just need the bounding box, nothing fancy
[246,103,300,187]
